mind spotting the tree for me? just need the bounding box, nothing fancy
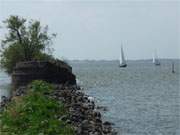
[0,15,56,74]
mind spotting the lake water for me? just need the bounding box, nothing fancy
[0,60,180,135]
[70,60,180,135]
[0,71,11,101]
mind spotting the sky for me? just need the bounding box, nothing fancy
[0,0,179,60]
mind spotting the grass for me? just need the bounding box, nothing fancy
[0,80,75,135]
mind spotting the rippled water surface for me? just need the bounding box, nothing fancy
[71,60,180,135]
[0,60,179,135]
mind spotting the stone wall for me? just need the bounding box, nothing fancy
[12,61,76,89]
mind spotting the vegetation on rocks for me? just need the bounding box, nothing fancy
[0,80,75,135]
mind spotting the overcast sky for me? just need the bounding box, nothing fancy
[0,0,179,60]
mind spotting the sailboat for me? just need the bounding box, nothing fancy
[153,51,160,66]
[119,46,127,67]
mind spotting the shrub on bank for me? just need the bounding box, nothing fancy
[0,80,75,135]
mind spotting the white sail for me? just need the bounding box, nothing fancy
[153,54,155,63]
[119,46,126,65]
[153,51,160,65]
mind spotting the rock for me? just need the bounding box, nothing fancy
[12,61,76,89]
[81,120,89,128]
[65,119,71,124]
[93,111,101,118]
[95,118,102,124]
[76,85,81,90]
[0,96,11,109]
[103,121,112,134]
[76,126,82,135]
[96,105,108,111]
[58,115,68,121]
[3,80,116,135]
[103,121,112,126]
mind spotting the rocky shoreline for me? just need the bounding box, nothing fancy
[1,84,117,135]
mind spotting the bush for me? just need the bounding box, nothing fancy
[0,43,24,74]
[0,80,75,135]
[0,15,56,74]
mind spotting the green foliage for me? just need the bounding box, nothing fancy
[29,80,54,93]
[0,15,56,74]
[0,43,24,74]
[33,53,54,62]
[0,80,75,135]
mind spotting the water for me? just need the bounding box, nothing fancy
[70,60,180,135]
[0,71,11,101]
[0,60,179,135]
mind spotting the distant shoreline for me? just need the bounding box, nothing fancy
[67,58,180,62]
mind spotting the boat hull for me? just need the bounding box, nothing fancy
[119,64,127,68]
[154,62,160,66]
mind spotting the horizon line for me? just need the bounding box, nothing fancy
[65,58,180,61]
